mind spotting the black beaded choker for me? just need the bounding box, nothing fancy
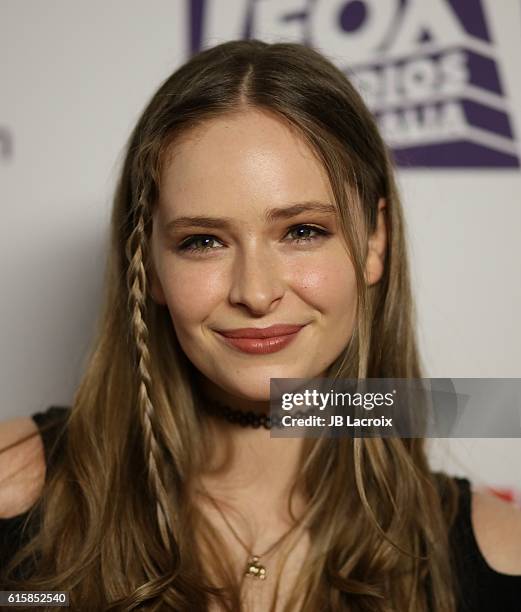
[204,400,282,430]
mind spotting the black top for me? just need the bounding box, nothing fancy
[1,406,520,610]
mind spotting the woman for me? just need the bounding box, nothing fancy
[0,40,520,611]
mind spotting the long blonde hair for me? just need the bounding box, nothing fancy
[1,40,460,611]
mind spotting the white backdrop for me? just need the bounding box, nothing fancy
[1,1,520,497]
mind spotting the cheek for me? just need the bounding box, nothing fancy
[291,253,358,317]
[160,265,226,327]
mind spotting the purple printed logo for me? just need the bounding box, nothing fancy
[189,0,519,168]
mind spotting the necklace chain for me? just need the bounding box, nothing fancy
[199,486,301,580]
[197,397,305,579]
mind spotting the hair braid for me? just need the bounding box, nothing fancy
[125,201,179,569]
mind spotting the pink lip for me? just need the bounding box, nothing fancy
[214,324,307,355]
[216,324,306,339]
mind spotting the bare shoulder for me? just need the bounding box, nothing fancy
[471,486,521,575]
[0,416,46,519]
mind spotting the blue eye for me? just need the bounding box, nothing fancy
[286,224,329,243]
[176,224,330,254]
[178,235,221,253]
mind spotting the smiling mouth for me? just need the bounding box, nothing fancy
[215,324,306,339]
[214,325,307,354]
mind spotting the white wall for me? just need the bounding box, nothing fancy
[1,0,519,495]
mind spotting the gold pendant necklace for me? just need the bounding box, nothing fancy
[245,556,267,580]
[200,487,300,581]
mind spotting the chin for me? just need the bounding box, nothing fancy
[226,380,274,403]
[221,367,315,403]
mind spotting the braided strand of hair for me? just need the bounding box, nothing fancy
[125,199,178,568]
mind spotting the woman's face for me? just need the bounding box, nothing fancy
[150,108,381,403]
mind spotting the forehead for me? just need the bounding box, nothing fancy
[158,109,334,218]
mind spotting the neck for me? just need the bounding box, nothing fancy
[194,376,306,517]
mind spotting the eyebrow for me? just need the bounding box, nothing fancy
[164,201,337,232]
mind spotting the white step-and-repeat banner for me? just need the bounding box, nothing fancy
[1,0,520,501]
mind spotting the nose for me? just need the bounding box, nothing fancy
[228,243,285,315]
